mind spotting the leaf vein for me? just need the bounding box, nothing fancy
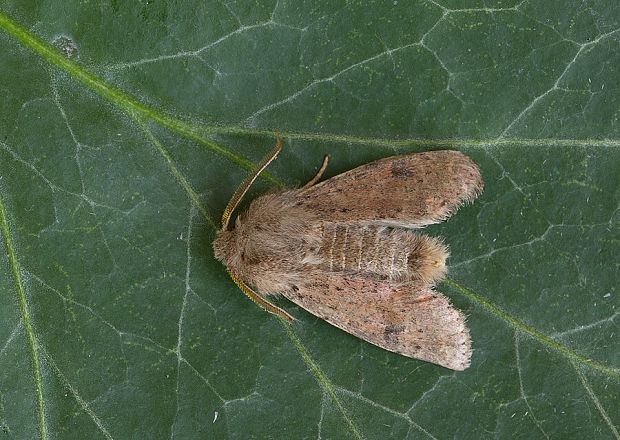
[245,41,421,122]
[43,350,114,440]
[280,318,365,440]
[0,192,48,439]
[444,278,620,380]
[500,27,620,137]
[572,361,620,439]
[0,322,22,360]
[337,386,438,440]
[514,333,550,439]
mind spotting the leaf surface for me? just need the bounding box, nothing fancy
[0,2,618,439]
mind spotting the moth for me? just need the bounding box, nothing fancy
[213,136,483,370]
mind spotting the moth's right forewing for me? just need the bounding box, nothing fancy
[284,271,471,371]
[298,150,483,227]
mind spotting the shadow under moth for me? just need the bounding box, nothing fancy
[213,137,483,370]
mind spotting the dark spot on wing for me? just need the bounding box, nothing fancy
[384,324,406,342]
[391,159,415,178]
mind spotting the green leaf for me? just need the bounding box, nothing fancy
[1,1,618,439]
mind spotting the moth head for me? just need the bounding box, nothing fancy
[213,228,233,264]
[213,215,240,265]
[215,136,282,268]
[213,215,257,271]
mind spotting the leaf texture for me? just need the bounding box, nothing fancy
[0,1,618,439]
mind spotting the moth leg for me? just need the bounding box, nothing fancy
[302,155,330,189]
[227,269,294,323]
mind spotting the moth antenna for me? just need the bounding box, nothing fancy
[221,135,282,230]
[302,155,330,189]
[228,270,294,323]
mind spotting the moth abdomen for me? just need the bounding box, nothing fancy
[318,224,447,284]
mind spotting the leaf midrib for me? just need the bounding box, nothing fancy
[1,10,617,157]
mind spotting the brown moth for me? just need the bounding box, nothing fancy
[213,136,483,370]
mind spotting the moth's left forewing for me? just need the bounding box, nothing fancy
[297,150,483,228]
[284,271,471,370]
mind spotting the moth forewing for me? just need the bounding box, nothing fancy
[283,272,471,371]
[297,150,483,227]
[213,138,483,370]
